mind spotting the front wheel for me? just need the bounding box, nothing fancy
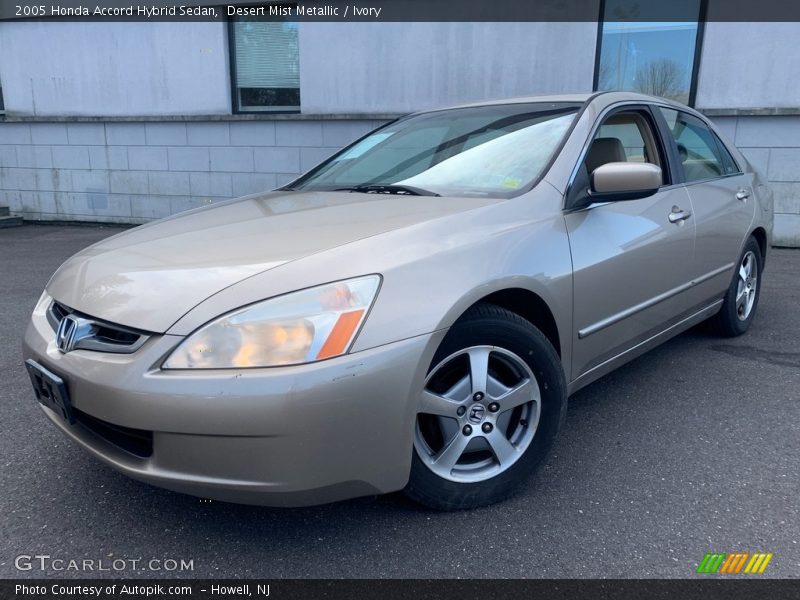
[404,304,566,510]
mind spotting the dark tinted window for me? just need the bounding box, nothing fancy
[712,133,741,175]
[659,108,730,182]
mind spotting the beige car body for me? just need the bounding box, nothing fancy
[23,92,773,505]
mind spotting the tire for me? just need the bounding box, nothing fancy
[404,303,567,510]
[709,236,763,337]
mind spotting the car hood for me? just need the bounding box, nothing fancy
[46,190,497,332]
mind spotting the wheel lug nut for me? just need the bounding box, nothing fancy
[462,424,472,436]
[473,392,484,402]
[488,402,499,412]
[457,406,466,416]
[482,423,493,433]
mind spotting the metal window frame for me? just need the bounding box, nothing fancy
[592,0,708,108]
[227,14,301,115]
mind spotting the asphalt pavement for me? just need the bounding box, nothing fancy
[1,224,798,579]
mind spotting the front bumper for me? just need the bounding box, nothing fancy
[23,300,444,506]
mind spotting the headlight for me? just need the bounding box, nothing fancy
[163,275,381,369]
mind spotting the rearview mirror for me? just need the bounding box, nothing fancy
[589,162,662,201]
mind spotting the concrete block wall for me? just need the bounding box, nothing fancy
[0,119,384,224]
[711,115,800,247]
[0,116,798,247]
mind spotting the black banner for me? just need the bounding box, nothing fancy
[3,579,800,600]
[3,0,800,22]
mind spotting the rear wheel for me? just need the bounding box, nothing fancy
[709,236,762,337]
[404,304,566,510]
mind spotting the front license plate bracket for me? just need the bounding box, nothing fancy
[25,359,75,424]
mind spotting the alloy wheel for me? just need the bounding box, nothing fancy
[736,250,758,321]
[414,346,541,483]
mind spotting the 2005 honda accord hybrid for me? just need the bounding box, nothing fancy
[24,92,773,509]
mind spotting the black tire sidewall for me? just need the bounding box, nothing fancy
[405,305,566,510]
[718,237,763,336]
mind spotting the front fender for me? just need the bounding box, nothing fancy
[168,187,574,378]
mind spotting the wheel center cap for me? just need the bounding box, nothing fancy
[468,404,486,424]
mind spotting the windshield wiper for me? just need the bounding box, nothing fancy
[334,184,441,197]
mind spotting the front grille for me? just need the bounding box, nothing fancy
[74,408,153,458]
[93,324,141,346]
[47,301,149,354]
[51,301,70,322]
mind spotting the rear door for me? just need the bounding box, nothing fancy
[655,108,756,309]
[565,105,697,379]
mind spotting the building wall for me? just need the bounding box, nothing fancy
[693,23,800,246]
[3,115,797,246]
[695,22,800,109]
[298,22,597,113]
[0,22,230,116]
[0,20,798,246]
[0,119,382,222]
[0,21,598,117]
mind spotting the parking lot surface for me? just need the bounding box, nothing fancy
[1,225,798,578]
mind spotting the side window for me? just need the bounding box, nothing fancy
[659,108,732,182]
[712,132,742,175]
[583,111,664,183]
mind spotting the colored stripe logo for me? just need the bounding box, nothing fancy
[697,552,773,574]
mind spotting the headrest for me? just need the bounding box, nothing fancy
[586,137,627,173]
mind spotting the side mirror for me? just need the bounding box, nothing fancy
[589,162,662,201]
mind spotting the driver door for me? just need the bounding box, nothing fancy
[564,106,696,380]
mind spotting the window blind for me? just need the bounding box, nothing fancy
[234,21,299,89]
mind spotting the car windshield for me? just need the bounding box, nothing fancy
[289,102,581,198]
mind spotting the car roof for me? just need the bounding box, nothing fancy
[419,91,694,114]
[442,93,596,109]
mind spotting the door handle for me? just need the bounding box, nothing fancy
[736,189,751,201]
[668,208,692,224]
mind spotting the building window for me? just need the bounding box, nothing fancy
[594,0,704,105]
[229,20,300,113]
